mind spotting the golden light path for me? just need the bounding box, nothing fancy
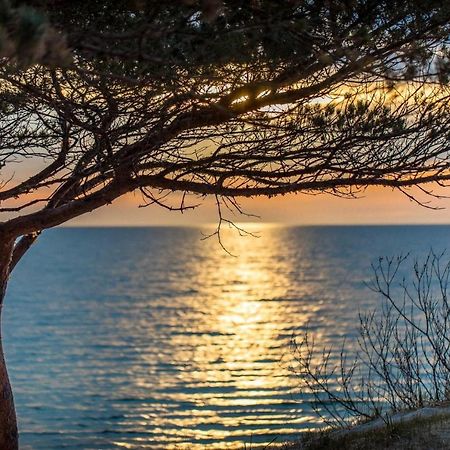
[105,224,348,449]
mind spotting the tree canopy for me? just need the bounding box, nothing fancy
[1,0,450,259]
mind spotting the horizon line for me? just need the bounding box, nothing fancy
[59,223,450,228]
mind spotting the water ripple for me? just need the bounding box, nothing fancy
[6,225,450,449]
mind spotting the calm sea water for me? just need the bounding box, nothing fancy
[4,225,450,449]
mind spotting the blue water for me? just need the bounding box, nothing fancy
[4,225,450,449]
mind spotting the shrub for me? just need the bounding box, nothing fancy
[291,252,450,428]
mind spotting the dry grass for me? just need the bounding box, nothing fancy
[279,413,450,450]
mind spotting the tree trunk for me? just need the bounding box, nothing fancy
[0,237,18,450]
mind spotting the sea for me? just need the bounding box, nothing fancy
[4,225,450,449]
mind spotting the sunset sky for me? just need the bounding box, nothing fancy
[66,186,450,226]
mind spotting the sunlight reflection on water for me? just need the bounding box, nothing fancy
[5,225,450,449]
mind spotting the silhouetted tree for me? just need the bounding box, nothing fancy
[1,1,450,447]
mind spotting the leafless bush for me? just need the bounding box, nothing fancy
[291,251,450,429]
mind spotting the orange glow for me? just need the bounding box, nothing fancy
[64,186,450,226]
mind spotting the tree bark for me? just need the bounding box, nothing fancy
[0,236,18,450]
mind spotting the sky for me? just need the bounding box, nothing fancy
[11,150,450,227]
[66,185,450,226]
